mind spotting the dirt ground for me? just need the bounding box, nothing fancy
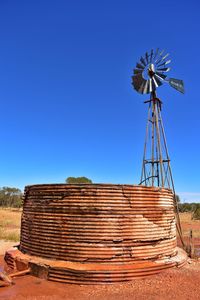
[0,255,200,300]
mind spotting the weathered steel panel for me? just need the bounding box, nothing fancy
[7,183,186,283]
[20,184,176,261]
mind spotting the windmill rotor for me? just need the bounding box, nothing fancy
[132,49,184,94]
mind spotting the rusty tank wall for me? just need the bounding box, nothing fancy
[20,184,177,263]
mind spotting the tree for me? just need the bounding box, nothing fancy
[0,186,23,208]
[178,202,200,214]
[175,194,181,203]
[65,177,93,184]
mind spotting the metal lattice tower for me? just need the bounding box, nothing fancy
[140,92,174,189]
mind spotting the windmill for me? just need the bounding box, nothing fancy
[131,49,185,245]
[132,49,184,189]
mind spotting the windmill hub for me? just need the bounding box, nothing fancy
[148,65,155,78]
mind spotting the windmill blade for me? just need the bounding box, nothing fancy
[157,60,171,68]
[136,63,145,69]
[156,56,165,65]
[150,49,154,62]
[156,53,170,65]
[132,74,145,92]
[159,49,165,56]
[131,75,141,91]
[147,79,153,93]
[132,73,150,94]
[152,76,159,88]
[154,48,159,60]
[157,67,170,72]
[155,71,167,80]
[140,56,147,66]
[153,76,162,86]
[162,53,170,61]
[134,68,143,75]
[145,52,149,64]
[143,80,149,94]
[139,80,147,94]
[153,75,163,87]
[143,79,149,94]
[155,49,164,62]
[168,78,185,93]
[155,50,166,64]
[151,77,157,90]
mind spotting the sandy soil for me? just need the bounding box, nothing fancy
[0,256,200,300]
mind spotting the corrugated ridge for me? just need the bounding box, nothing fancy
[20,184,177,265]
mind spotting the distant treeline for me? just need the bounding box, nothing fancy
[0,187,23,208]
[178,202,200,220]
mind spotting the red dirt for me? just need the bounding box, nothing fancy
[0,255,200,300]
[182,223,200,230]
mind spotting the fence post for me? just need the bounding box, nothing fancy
[189,229,194,258]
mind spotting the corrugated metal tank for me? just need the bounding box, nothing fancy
[17,184,186,283]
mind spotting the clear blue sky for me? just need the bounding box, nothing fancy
[0,0,199,202]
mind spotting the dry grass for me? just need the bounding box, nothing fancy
[0,208,21,242]
[180,212,193,222]
[179,212,200,239]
